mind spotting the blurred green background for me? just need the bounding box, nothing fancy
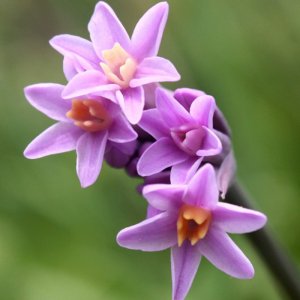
[0,0,299,299]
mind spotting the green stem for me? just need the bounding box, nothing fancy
[227,181,300,300]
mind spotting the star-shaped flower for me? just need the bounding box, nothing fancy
[24,83,137,187]
[137,88,222,183]
[50,1,180,124]
[117,164,267,300]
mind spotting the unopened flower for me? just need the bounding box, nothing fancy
[117,164,267,300]
[24,83,137,187]
[137,88,222,182]
[50,1,180,124]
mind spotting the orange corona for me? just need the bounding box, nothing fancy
[66,100,112,132]
[100,43,137,88]
[177,204,212,246]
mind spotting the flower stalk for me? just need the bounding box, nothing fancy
[227,181,300,300]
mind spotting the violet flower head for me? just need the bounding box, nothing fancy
[137,88,222,183]
[23,83,137,188]
[50,1,180,124]
[117,164,267,300]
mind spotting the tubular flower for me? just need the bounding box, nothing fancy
[117,164,267,300]
[50,1,180,124]
[137,87,222,182]
[23,83,137,188]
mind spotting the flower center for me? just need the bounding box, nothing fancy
[66,100,112,132]
[177,204,211,247]
[100,43,137,89]
[171,125,205,156]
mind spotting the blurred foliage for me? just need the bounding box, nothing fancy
[0,0,299,299]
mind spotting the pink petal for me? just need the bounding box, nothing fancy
[116,87,144,125]
[137,138,188,177]
[49,34,99,69]
[117,211,177,251]
[88,1,130,58]
[174,88,205,110]
[156,88,192,128]
[24,123,82,159]
[190,95,216,128]
[196,127,222,157]
[63,57,79,80]
[130,57,180,88]
[198,229,254,279]
[143,184,185,211]
[131,2,168,60]
[170,157,202,185]
[62,70,118,99]
[139,108,169,140]
[76,131,108,188]
[183,164,219,209]
[24,84,71,122]
[146,205,162,219]
[108,113,137,143]
[171,242,202,300]
[217,150,236,199]
[213,202,267,234]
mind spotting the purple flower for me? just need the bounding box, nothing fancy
[23,83,137,188]
[137,88,222,183]
[50,1,180,124]
[117,164,267,300]
[173,87,237,197]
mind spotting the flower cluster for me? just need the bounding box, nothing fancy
[24,2,267,300]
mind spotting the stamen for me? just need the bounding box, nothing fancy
[100,43,137,89]
[66,99,112,132]
[177,204,211,247]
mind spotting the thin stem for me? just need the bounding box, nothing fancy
[227,181,300,300]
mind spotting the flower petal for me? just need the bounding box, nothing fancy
[156,88,192,128]
[76,131,108,188]
[24,83,71,122]
[171,157,202,185]
[108,113,137,143]
[49,34,99,69]
[190,95,216,128]
[196,127,222,157]
[137,138,188,177]
[116,87,144,125]
[130,57,180,88]
[198,229,254,279]
[146,205,162,219]
[183,164,219,209]
[217,150,236,198]
[131,2,168,60]
[213,202,267,234]
[62,70,118,99]
[171,242,202,300]
[24,123,81,159]
[88,1,130,58]
[117,211,177,251]
[174,88,205,111]
[143,184,185,211]
[63,57,79,80]
[139,108,169,140]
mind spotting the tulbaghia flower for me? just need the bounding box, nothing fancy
[174,87,236,197]
[50,1,180,124]
[137,88,222,183]
[23,83,137,187]
[117,164,267,300]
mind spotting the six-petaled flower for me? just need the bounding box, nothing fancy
[50,1,180,124]
[117,164,267,300]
